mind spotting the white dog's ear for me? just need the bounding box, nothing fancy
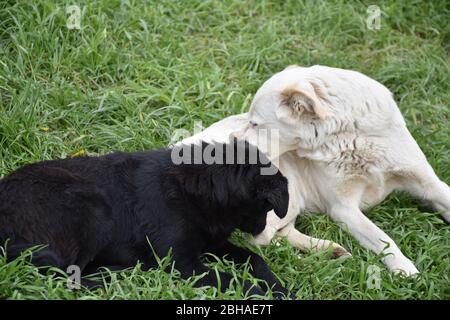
[276,85,330,123]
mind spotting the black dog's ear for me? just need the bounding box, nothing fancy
[266,185,289,218]
[257,176,289,218]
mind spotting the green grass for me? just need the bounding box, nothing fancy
[0,0,449,300]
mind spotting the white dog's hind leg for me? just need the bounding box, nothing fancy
[278,223,351,258]
[400,169,450,223]
[419,180,450,223]
[431,180,450,222]
[328,204,419,276]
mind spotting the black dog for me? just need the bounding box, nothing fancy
[0,140,290,297]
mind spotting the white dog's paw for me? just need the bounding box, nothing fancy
[393,266,420,277]
[330,243,352,259]
[386,258,420,277]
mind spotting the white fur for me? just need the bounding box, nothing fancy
[180,65,450,276]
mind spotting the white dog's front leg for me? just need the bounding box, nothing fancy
[278,223,351,258]
[252,210,281,245]
[252,212,351,259]
[252,174,303,245]
[328,204,419,276]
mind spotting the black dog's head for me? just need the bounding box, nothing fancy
[240,171,289,235]
[167,139,289,237]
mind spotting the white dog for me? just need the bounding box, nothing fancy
[180,65,450,276]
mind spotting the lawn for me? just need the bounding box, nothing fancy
[0,0,448,300]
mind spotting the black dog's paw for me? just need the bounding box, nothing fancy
[80,278,104,290]
[272,289,296,300]
[244,285,266,299]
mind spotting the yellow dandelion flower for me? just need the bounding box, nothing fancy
[71,149,86,158]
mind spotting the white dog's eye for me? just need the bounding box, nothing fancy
[249,121,258,127]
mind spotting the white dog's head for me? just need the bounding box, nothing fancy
[236,65,333,159]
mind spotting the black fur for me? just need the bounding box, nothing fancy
[0,140,290,297]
